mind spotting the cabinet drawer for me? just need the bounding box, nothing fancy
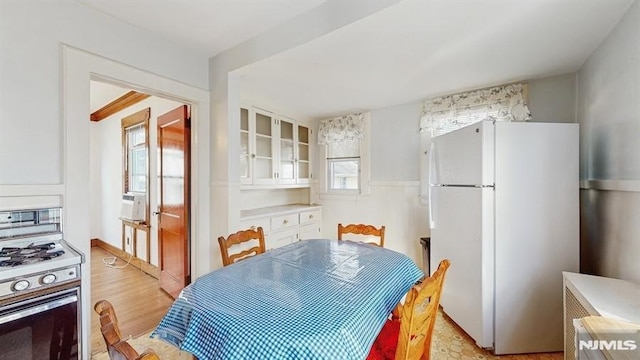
[239,217,271,232]
[299,209,321,225]
[271,213,299,231]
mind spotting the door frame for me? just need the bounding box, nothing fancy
[62,45,210,359]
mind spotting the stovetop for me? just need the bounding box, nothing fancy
[0,234,83,281]
[0,242,65,267]
[0,207,84,299]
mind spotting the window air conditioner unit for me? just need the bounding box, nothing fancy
[563,272,640,360]
[121,193,145,221]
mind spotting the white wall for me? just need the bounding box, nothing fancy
[314,185,428,268]
[239,188,310,211]
[370,102,422,181]
[577,0,640,282]
[528,73,577,123]
[0,1,208,185]
[90,95,185,266]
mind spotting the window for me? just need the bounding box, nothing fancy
[122,108,150,195]
[126,124,146,193]
[327,139,360,191]
[318,113,369,195]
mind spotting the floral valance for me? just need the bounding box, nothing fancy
[419,83,532,137]
[317,113,364,145]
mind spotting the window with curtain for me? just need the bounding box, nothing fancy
[318,113,365,193]
[419,83,532,137]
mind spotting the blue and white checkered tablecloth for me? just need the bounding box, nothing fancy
[152,239,423,360]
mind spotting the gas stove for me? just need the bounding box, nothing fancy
[0,208,83,300]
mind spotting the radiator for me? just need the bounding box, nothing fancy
[564,281,596,359]
[563,272,640,360]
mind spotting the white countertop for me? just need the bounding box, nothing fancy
[240,204,322,220]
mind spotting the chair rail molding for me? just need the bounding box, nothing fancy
[580,179,640,192]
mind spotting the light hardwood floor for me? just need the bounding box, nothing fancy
[90,246,174,356]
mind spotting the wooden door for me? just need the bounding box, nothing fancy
[157,105,190,298]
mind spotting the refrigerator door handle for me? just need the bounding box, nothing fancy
[438,184,495,188]
[428,141,436,229]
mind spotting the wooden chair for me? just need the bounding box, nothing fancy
[217,226,266,266]
[338,223,386,247]
[367,259,451,360]
[94,300,160,360]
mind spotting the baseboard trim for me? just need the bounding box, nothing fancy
[91,238,160,279]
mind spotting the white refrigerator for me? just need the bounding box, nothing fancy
[428,120,579,355]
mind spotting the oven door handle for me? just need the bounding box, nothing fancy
[0,294,77,325]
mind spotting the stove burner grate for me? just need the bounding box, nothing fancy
[0,243,65,267]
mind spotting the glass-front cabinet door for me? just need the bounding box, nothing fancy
[278,117,296,185]
[240,106,312,187]
[253,108,276,185]
[297,123,311,184]
[240,107,252,185]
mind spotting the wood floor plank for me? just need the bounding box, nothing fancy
[90,246,174,355]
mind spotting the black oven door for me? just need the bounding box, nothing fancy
[0,287,79,360]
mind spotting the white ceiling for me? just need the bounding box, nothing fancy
[90,80,130,113]
[79,0,326,57]
[85,0,634,119]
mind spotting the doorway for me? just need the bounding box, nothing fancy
[88,81,192,353]
[63,45,211,359]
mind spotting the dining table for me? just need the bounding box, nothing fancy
[152,238,424,360]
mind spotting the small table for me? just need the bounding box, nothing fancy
[152,239,423,360]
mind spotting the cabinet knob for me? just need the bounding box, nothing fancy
[308,214,314,219]
[283,219,288,225]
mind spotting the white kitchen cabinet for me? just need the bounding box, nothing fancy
[239,205,322,250]
[240,107,252,184]
[277,116,296,185]
[296,123,312,185]
[254,107,277,185]
[299,223,322,240]
[299,209,322,240]
[240,106,312,187]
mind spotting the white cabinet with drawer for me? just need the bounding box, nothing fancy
[299,209,322,240]
[239,205,322,251]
